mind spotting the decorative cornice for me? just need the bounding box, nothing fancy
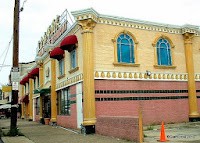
[78,19,96,33]
[44,44,54,53]
[94,71,188,81]
[71,8,200,36]
[56,73,83,90]
[183,33,195,44]
[195,74,200,81]
[72,8,99,22]
[35,56,43,65]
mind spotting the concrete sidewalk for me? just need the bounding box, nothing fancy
[1,118,200,143]
[0,119,131,143]
[143,121,200,143]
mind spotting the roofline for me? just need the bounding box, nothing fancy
[71,8,200,35]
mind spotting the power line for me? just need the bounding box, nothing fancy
[0,64,12,67]
[0,37,13,72]
[0,0,28,71]
[0,37,13,71]
[0,36,13,60]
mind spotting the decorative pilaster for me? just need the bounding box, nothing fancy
[78,19,97,127]
[51,59,57,123]
[29,78,33,121]
[183,33,200,119]
[39,64,44,119]
[21,86,25,119]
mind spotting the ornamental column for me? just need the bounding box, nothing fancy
[183,33,200,120]
[39,64,44,120]
[78,19,96,131]
[29,78,33,121]
[21,85,25,119]
[51,59,57,123]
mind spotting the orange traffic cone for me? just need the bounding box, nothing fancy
[157,122,169,142]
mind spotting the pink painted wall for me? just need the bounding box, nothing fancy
[96,116,139,141]
[35,115,40,121]
[57,104,77,129]
[56,85,77,129]
[95,80,193,125]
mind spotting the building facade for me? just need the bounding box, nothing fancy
[19,8,200,133]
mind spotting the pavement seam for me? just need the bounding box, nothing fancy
[56,126,80,134]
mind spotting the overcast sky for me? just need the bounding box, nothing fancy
[0,0,200,87]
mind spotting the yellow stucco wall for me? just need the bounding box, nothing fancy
[56,29,83,84]
[94,23,188,73]
[43,56,51,88]
[193,36,200,73]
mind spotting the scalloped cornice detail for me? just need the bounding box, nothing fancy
[94,71,189,81]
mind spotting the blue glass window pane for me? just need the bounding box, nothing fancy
[157,48,160,65]
[126,35,130,39]
[163,39,168,43]
[160,48,168,65]
[121,39,129,44]
[117,38,121,43]
[121,45,131,63]
[168,49,172,65]
[130,39,133,45]
[131,45,134,63]
[71,51,76,69]
[120,34,124,39]
[117,34,135,63]
[156,38,172,66]
[117,44,121,62]
[59,58,64,75]
[160,43,167,48]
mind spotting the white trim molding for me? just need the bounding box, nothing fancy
[56,73,83,91]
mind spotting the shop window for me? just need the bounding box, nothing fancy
[37,76,39,88]
[25,85,26,94]
[157,38,172,66]
[34,78,36,90]
[57,88,71,116]
[28,83,29,93]
[117,34,135,63]
[36,97,40,115]
[59,58,64,76]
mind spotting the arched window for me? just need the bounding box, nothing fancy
[157,38,172,66]
[117,34,134,63]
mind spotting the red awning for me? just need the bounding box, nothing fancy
[20,76,29,85]
[28,68,39,78]
[60,35,78,52]
[19,80,26,85]
[50,47,64,60]
[20,94,29,103]
[28,72,35,79]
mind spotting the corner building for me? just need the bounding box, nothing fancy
[20,8,200,133]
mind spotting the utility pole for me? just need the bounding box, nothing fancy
[10,0,20,135]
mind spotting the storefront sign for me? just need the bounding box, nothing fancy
[12,82,19,91]
[2,86,12,92]
[37,10,71,57]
